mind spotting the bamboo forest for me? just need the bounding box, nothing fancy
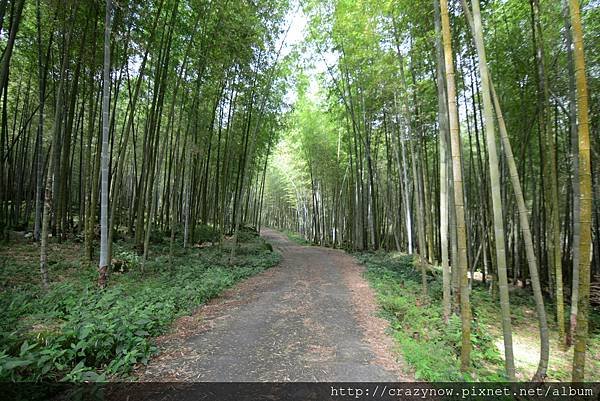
[0,0,599,394]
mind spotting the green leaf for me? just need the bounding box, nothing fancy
[80,371,106,382]
[19,340,36,355]
[78,324,93,340]
[3,359,33,370]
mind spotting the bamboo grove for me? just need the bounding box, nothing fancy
[0,0,290,282]
[262,0,598,380]
[0,0,598,383]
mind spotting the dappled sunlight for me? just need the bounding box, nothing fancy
[491,315,600,381]
[495,335,540,368]
[495,332,544,382]
[0,0,597,388]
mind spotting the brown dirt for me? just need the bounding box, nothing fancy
[136,229,412,382]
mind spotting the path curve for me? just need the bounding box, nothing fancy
[139,229,411,381]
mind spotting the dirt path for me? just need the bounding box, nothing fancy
[138,229,411,381]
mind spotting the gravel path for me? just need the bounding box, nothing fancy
[138,229,411,382]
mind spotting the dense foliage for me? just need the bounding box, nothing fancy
[0,0,290,381]
[0,235,279,381]
[264,0,598,381]
[0,0,597,384]
[358,252,600,381]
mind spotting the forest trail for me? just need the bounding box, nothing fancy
[138,229,411,381]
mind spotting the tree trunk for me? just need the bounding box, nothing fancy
[530,0,565,344]
[569,0,593,382]
[39,153,52,290]
[434,0,451,321]
[440,0,471,372]
[467,0,515,380]
[562,0,580,348]
[98,0,111,288]
[34,0,51,241]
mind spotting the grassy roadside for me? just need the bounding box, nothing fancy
[0,230,280,382]
[281,230,311,246]
[356,251,600,382]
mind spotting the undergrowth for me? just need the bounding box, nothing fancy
[282,230,311,245]
[0,234,280,382]
[357,252,600,382]
[358,252,503,381]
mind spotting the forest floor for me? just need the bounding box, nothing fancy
[2,227,597,383]
[137,228,412,381]
[355,252,600,381]
[0,228,280,381]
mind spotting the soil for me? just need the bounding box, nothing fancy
[137,229,412,381]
